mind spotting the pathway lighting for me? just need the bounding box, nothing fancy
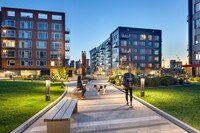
[140,78,145,97]
[61,77,64,88]
[46,80,50,101]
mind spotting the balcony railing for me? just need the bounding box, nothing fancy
[1,32,16,38]
[65,55,70,59]
[1,22,16,28]
[113,43,119,48]
[65,46,70,51]
[65,37,70,43]
[65,28,70,34]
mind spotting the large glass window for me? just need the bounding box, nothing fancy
[195,35,200,44]
[20,12,33,18]
[121,40,127,46]
[140,63,145,67]
[20,60,33,66]
[7,60,15,66]
[139,49,145,54]
[195,51,200,60]
[2,30,15,37]
[38,22,48,30]
[38,13,47,19]
[36,41,47,49]
[19,41,32,48]
[154,50,159,55]
[19,50,32,58]
[7,11,15,16]
[36,51,46,59]
[133,56,137,61]
[19,31,32,39]
[51,61,55,66]
[52,42,62,49]
[38,32,48,40]
[2,40,15,47]
[4,20,15,27]
[155,42,159,47]
[148,49,152,54]
[50,51,61,58]
[140,41,146,46]
[195,19,200,29]
[148,35,153,40]
[154,36,160,41]
[3,50,15,57]
[36,60,46,66]
[52,15,62,20]
[148,56,152,61]
[140,34,146,40]
[52,23,62,31]
[155,57,159,62]
[20,21,33,29]
[196,2,200,12]
[140,56,145,60]
[52,32,62,40]
[133,41,137,46]
[148,42,152,46]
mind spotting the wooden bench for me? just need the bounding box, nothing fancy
[44,98,77,133]
[71,88,83,100]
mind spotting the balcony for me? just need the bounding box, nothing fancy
[113,43,119,48]
[65,37,70,43]
[106,47,111,51]
[65,46,70,52]
[1,30,16,38]
[65,55,70,59]
[65,28,70,34]
[1,22,16,28]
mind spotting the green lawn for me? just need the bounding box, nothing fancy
[0,80,64,133]
[134,85,200,130]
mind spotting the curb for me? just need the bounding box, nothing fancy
[113,85,200,133]
[11,85,68,133]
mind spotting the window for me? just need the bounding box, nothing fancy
[154,50,159,55]
[20,12,33,18]
[196,2,200,12]
[3,50,15,57]
[148,56,152,61]
[38,32,48,40]
[36,51,46,59]
[140,56,145,60]
[2,40,15,47]
[121,40,127,46]
[139,49,145,54]
[148,42,152,46]
[195,51,200,60]
[2,30,15,37]
[140,63,145,67]
[19,31,32,39]
[121,55,127,61]
[19,41,32,48]
[155,63,160,69]
[20,60,33,66]
[140,34,146,40]
[52,32,62,40]
[147,63,152,68]
[155,42,159,47]
[38,22,48,30]
[7,11,15,16]
[155,57,159,62]
[36,60,46,66]
[154,36,160,41]
[52,42,62,49]
[148,35,153,40]
[195,19,200,29]
[133,41,137,46]
[38,13,47,19]
[195,35,200,44]
[140,41,146,46]
[4,20,15,27]
[50,51,61,58]
[52,15,62,20]
[36,41,47,49]
[7,60,15,66]
[148,49,152,54]
[20,21,33,29]
[19,50,32,58]
[52,23,62,31]
[132,34,138,39]
[133,56,137,61]
[51,61,55,66]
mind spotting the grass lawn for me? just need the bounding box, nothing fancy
[134,85,200,130]
[0,80,65,133]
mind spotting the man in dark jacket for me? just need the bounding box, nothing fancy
[123,67,135,107]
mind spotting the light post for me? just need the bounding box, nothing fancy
[46,80,50,101]
[31,75,33,81]
[52,75,55,83]
[120,58,123,69]
[140,78,145,97]
[61,77,64,88]
[58,56,61,67]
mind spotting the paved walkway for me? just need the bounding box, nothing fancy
[24,79,187,133]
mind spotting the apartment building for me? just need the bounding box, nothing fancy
[185,0,200,76]
[0,7,70,78]
[90,26,162,74]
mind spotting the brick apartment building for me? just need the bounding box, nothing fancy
[90,26,162,74]
[0,7,70,78]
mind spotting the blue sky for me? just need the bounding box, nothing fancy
[0,0,188,67]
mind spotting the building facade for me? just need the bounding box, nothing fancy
[0,7,69,78]
[90,27,162,74]
[186,0,200,76]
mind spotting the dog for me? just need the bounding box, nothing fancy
[93,85,107,96]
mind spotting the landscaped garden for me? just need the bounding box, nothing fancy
[0,80,65,133]
[133,85,200,130]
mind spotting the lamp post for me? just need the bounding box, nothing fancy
[46,80,50,101]
[120,58,123,69]
[52,75,55,83]
[31,75,33,81]
[61,77,64,88]
[140,78,145,97]
[58,56,61,67]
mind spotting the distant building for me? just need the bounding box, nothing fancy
[75,60,81,69]
[69,60,75,68]
[170,60,176,68]
[0,7,70,78]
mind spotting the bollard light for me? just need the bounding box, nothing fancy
[61,77,64,88]
[140,78,145,97]
[46,80,50,101]
[31,75,33,81]
[52,75,55,83]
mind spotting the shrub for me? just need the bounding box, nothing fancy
[159,76,177,86]
[179,78,184,84]
[145,77,159,87]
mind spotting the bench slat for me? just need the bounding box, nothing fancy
[44,98,68,121]
[53,99,72,121]
[62,99,77,120]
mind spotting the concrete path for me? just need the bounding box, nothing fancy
[24,79,187,133]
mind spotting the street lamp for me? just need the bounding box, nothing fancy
[120,58,123,68]
[52,75,55,83]
[61,77,64,88]
[140,78,145,97]
[58,56,61,67]
[46,80,50,101]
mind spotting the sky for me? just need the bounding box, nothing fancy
[0,0,188,67]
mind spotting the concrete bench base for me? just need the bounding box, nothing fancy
[47,120,70,133]
[71,88,83,100]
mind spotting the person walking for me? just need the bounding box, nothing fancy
[123,67,135,107]
[76,75,87,99]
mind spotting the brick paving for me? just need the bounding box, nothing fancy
[24,79,187,133]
